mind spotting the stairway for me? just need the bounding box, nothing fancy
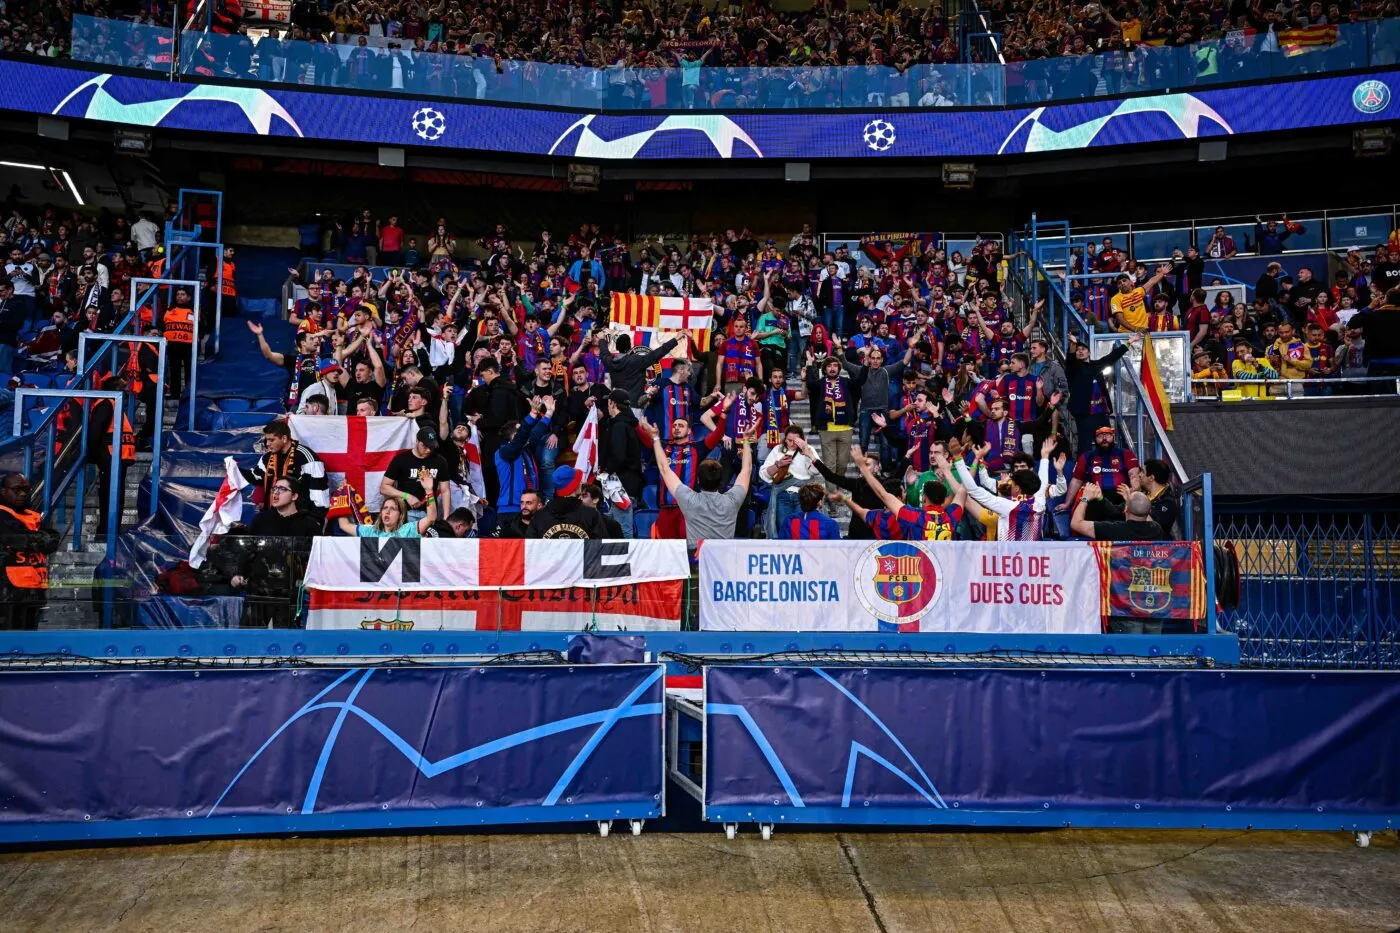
[37,393,174,629]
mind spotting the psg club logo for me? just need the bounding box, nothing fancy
[411,107,447,141]
[862,119,897,152]
[854,541,942,632]
[1352,80,1391,115]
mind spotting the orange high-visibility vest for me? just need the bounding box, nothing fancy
[0,504,49,590]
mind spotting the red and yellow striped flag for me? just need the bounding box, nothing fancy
[1140,333,1174,431]
[609,294,715,352]
[1277,24,1338,57]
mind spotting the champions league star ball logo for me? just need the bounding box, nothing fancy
[854,541,942,632]
[862,119,896,152]
[549,114,762,159]
[411,107,447,141]
[997,93,1232,154]
[50,73,302,136]
[1353,80,1391,115]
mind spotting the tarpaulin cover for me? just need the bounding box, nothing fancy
[0,664,664,828]
[134,595,245,629]
[705,666,1400,814]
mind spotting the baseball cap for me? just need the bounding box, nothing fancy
[417,426,440,450]
[318,362,342,377]
[608,388,632,408]
[552,466,583,497]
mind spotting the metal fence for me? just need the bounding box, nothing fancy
[1216,512,1399,669]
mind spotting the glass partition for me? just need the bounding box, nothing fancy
[69,16,1396,113]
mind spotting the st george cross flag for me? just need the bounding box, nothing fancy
[288,415,416,512]
[189,456,248,569]
[611,294,715,351]
[572,406,600,482]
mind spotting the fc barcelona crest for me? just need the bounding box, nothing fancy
[1126,564,1173,615]
[360,618,415,631]
[854,541,943,631]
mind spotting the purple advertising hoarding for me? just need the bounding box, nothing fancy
[704,665,1400,828]
[0,58,1393,160]
[0,663,664,842]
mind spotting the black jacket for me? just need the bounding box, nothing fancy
[525,497,611,539]
[604,337,680,405]
[600,406,644,497]
[1064,341,1130,417]
[247,507,323,537]
[1354,306,1400,363]
[465,377,525,434]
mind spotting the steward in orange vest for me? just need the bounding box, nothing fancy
[87,376,138,538]
[0,472,60,631]
[221,245,237,300]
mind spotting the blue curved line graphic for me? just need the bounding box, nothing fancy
[206,668,360,817]
[543,666,662,805]
[207,670,664,816]
[841,742,942,809]
[301,668,376,814]
[812,668,947,808]
[707,703,805,807]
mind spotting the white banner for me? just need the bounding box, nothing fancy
[304,537,690,591]
[699,541,1103,634]
[306,583,685,632]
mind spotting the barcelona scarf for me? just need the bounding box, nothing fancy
[1096,542,1207,630]
[327,481,372,525]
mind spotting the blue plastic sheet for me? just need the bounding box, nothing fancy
[135,595,245,629]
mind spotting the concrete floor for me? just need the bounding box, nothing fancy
[1,829,1397,932]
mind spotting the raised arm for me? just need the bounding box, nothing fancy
[651,432,684,496]
[852,443,904,512]
[247,320,285,366]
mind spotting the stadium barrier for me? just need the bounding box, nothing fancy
[698,540,1209,635]
[68,14,1400,111]
[689,662,1400,836]
[0,657,665,843]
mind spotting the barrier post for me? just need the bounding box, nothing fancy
[1202,472,1217,634]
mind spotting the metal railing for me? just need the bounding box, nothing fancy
[1217,511,1399,668]
[1189,375,1400,400]
[1025,203,1398,269]
[65,14,1400,112]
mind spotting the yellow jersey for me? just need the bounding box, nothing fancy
[1110,287,1148,331]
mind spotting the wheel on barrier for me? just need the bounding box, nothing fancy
[1355,831,1372,848]
[598,820,612,838]
[760,823,773,841]
[724,823,737,840]
[630,819,644,836]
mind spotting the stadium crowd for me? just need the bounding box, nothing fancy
[3,203,1398,557]
[1061,224,1400,397]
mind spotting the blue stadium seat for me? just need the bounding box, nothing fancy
[20,372,54,388]
[25,408,50,432]
[55,374,77,390]
[632,508,658,539]
[642,485,658,510]
[210,411,281,431]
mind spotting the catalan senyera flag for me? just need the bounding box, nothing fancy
[610,294,716,352]
[1139,333,1174,432]
[1277,24,1338,57]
